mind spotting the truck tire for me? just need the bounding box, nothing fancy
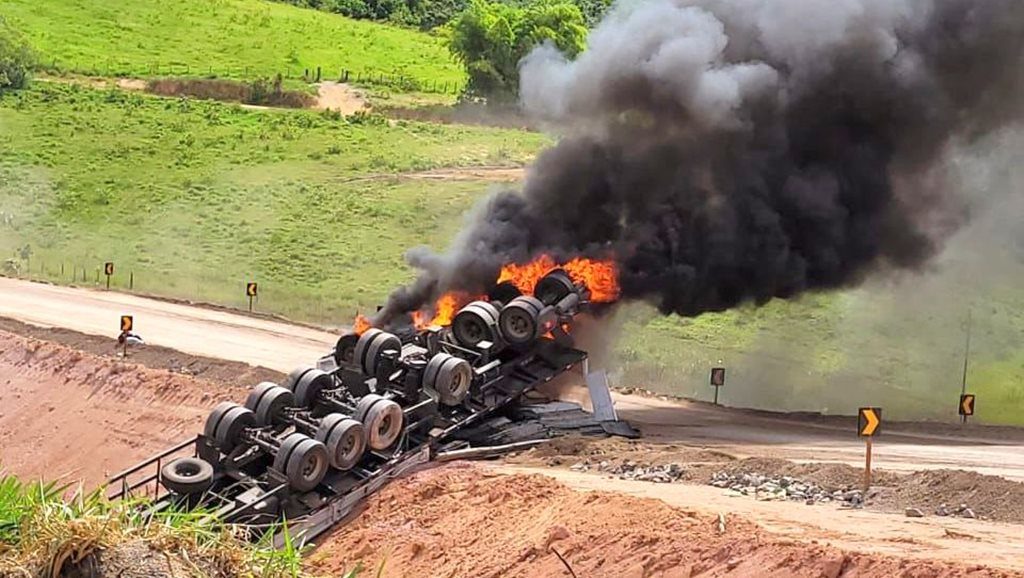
[161,457,214,496]
[363,398,403,450]
[316,414,366,470]
[451,301,501,348]
[293,369,332,408]
[213,404,255,453]
[254,386,295,426]
[423,353,472,406]
[244,382,279,412]
[282,367,315,391]
[274,434,328,492]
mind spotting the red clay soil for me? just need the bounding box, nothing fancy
[0,330,243,487]
[305,463,1013,578]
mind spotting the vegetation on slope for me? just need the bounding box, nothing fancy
[0,0,464,88]
[271,0,612,31]
[0,16,33,90]
[0,82,548,321]
[0,473,326,577]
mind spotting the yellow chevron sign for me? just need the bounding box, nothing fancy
[959,394,975,417]
[858,407,881,437]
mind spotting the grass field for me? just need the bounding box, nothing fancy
[1,0,465,89]
[1,81,1021,425]
[0,82,547,321]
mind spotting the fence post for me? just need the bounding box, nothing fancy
[130,271,134,291]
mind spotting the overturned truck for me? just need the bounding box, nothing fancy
[109,269,610,544]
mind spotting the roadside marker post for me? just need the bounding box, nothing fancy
[104,262,114,289]
[959,393,976,423]
[246,282,258,312]
[858,407,882,491]
[119,315,133,358]
[709,367,726,405]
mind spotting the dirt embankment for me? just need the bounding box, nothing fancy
[0,330,245,486]
[306,462,1013,578]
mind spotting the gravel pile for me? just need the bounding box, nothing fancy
[570,459,686,483]
[709,471,866,506]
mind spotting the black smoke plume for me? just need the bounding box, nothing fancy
[375,0,1024,325]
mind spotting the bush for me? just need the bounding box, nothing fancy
[446,0,587,99]
[0,16,34,90]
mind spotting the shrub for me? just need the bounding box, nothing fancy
[0,16,34,90]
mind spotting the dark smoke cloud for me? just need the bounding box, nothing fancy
[375,0,1024,325]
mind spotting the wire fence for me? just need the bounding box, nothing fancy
[37,59,466,95]
[3,256,355,327]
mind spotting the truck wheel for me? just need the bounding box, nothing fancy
[294,369,333,408]
[287,438,329,492]
[364,398,403,450]
[213,404,255,453]
[352,393,383,423]
[161,457,214,496]
[283,367,315,391]
[363,331,401,376]
[423,353,472,406]
[353,329,383,375]
[316,414,366,470]
[255,386,295,426]
[203,401,236,440]
[244,382,279,412]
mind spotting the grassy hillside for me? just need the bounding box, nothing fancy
[0,82,547,321]
[0,0,465,88]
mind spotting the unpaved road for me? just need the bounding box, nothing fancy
[0,277,336,372]
[494,464,1024,573]
[2,276,1024,480]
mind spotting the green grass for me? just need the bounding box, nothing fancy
[1,0,465,89]
[0,82,548,322]
[0,471,325,577]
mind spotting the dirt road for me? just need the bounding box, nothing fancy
[0,277,336,372]
[614,393,1024,481]
[3,276,1024,482]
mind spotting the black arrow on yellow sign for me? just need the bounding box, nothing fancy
[858,407,881,437]
[120,315,133,333]
[959,394,975,417]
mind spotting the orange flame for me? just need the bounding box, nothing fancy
[563,257,620,303]
[354,254,619,333]
[353,314,372,335]
[497,254,620,303]
[410,291,478,329]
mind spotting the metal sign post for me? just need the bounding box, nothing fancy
[246,282,258,312]
[858,407,881,492]
[709,367,725,405]
[120,315,133,358]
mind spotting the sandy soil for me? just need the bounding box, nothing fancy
[0,330,243,486]
[306,462,1018,577]
[314,81,368,114]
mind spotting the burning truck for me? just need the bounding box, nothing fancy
[108,257,621,544]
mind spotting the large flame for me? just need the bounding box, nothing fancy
[498,254,620,303]
[411,291,477,329]
[563,256,620,303]
[352,255,619,332]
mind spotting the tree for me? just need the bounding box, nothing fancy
[446,0,586,99]
[0,17,34,90]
